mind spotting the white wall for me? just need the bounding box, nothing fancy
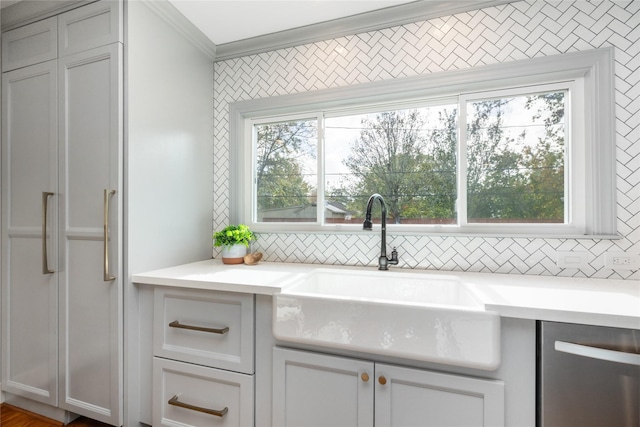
[127,2,213,275]
[213,0,638,280]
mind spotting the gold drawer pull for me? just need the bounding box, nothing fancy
[169,320,230,335]
[168,395,228,418]
[379,375,387,385]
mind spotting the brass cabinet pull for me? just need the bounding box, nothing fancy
[168,395,228,418]
[378,375,387,385]
[361,373,370,382]
[103,189,116,281]
[169,320,230,335]
[42,192,54,274]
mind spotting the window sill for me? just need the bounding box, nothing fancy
[249,225,622,240]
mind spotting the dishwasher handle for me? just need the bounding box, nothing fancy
[555,340,640,366]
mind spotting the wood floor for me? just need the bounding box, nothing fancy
[0,404,111,427]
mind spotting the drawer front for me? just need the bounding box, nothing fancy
[58,0,122,57]
[154,287,255,373]
[153,357,254,427]
[2,17,57,72]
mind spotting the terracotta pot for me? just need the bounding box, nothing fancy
[221,244,247,264]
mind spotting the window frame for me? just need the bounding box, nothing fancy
[248,112,322,225]
[457,81,583,234]
[229,47,616,237]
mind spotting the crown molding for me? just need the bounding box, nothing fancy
[2,0,515,63]
[141,0,216,60]
[214,0,515,62]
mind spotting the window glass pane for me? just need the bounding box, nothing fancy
[325,104,457,225]
[255,119,317,222]
[466,91,566,224]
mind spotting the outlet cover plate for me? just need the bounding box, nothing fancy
[556,251,590,269]
[604,252,640,270]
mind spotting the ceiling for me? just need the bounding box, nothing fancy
[167,0,416,45]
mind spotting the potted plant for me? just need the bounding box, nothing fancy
[213,224,256,264]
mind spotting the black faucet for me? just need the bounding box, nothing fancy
[363,193,399,270]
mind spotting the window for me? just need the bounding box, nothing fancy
[230,48,615,237]
[460,84,574,227]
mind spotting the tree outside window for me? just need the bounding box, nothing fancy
[253,89,566,226]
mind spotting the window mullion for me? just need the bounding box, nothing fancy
[249,120,258,224]
[457,97,468,227]
[317,113,325,226]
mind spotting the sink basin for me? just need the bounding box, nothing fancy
[273,268,500,370]
[283,269,482,308]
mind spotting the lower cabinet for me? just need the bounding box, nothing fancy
[273,347,374,427]
[375,363,504,427]
[152,287,256,427]
[273,347,505,427]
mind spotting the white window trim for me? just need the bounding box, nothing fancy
[229,47,616,238]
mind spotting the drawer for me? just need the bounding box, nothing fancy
[154,287,255,373]
[2,17,57,72]
[58,0,122,57]
[153,357,254,427]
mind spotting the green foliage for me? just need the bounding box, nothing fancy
[341,108,458,222]
[255,121,316,210]
[257,158,312,210]
[467,93,564,222]
[256,91,565,225]
[213,224,255,248]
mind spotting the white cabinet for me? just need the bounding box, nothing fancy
[1,2,123,425]
[273,347,373,427]
[1,58,59,407]
[152,287,255,427]
[57,41,123,425]
[154,358,254,427]
[273,347,505,427]
[1,16,57,72]
[375,363,504,427]
[153,287,254,374]
[2,0,215,423]
[57,0,122,57]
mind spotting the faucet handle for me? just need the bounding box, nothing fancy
[390,247,399,263]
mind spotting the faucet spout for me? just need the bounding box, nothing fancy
[363,193,399,270]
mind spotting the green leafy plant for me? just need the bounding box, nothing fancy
[213,224,255,248]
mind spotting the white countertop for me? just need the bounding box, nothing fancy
[133,259,640,330]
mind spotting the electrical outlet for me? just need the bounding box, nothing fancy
[556,251,590,269]
[604,252,640,270]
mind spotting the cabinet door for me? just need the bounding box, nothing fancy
[1,60,58,406]
[273,347,374,427]
[1,17,57,72]
[375,363,505,427]
[57,42,123,426]
[58,0,122,57]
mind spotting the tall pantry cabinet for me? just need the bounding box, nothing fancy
[1,1,123,425]
[1,0,215,425]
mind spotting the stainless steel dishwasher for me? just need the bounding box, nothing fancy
[538,321,640,427]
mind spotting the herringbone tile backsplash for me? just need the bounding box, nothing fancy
[213,0,639,280]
